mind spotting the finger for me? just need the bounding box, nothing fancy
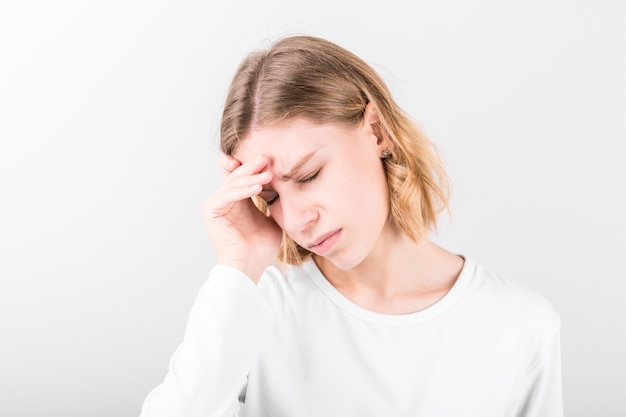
[207,169,272,209]
[225,170,272,189]
[204,182,265,219]
[219,155,241,176]
[228,155,270,178]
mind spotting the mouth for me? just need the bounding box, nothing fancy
[308,229,342,255]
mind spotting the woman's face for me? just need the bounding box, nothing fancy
[233,111,392,270]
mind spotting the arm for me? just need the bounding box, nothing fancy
[140,265,274,417]
[141,154,281,416]
[515,315,564,417]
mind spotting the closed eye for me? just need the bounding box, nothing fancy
[264,168,321,206]
[259,190,279,206]
[265,194,279,206]
[298,169,321,184]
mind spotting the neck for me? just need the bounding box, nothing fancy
[313,232,463,314]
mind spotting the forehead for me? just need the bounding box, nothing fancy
[233,118,346,167]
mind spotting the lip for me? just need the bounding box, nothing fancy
[308,229,342,255]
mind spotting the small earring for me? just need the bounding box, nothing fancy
[381,148,391,159]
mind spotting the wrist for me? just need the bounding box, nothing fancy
[216,259,266,283]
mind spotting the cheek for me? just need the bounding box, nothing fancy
[342,165,387,206]
[267,204,285,228]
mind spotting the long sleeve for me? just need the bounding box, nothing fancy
[140,265,274,417]
[514,315,564,417]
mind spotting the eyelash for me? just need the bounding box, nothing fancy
[265,169,321,206]
[298,169,321,184]
[266,195,279,206]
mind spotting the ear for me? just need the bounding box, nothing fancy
[362,102,392,152]
[363,101,379,126]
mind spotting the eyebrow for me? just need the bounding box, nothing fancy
[280,151,316,181]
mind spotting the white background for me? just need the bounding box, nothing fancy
[1,0,624,416]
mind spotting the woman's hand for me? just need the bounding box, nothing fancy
[202,154,282,283]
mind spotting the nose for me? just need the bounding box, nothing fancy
[278,195,318,233]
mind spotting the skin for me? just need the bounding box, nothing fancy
[203,104,464,314]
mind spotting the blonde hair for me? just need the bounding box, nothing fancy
[220,35,450,264]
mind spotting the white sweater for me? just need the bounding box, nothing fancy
[140,258,563,417]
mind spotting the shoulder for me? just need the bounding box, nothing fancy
[256,260,319,309]
[461,259,560,338]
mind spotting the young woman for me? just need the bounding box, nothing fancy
[140,35,563,416]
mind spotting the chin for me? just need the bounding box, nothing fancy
[323,252,366,271]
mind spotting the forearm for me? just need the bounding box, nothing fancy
[140,265,274,417]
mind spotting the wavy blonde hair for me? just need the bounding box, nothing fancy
[220,35,450,264]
